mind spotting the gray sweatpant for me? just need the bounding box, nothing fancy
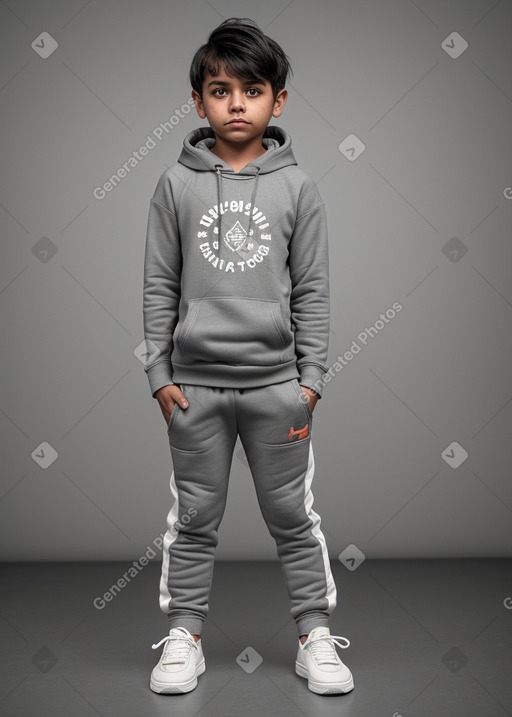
[159,378,337,637]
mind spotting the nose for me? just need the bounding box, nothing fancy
[230,91,245,112]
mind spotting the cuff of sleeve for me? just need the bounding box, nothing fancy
[145,361,174,398]
[298,365,327,398]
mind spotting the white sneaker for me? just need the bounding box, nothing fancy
[295,626,354,694]
[150,626,205,694]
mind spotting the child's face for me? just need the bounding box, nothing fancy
[192,63,287,145]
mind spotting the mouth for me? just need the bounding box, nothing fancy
[227,119,249,125]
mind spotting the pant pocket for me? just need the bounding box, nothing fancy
[291,378,313,422]
[167,384,185,432]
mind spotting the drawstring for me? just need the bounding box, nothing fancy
[214,164,261,262]
[247,171,260,240]
[215,166,223,260]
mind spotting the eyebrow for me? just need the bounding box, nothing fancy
[207,79,265,88]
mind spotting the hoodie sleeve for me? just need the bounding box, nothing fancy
[142,173,182,398]
[288,177,330,398]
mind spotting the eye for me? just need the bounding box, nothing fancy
[247,88,261,96]
[213,88,227,96]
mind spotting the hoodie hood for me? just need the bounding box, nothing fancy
[178,125,297,174]
[178,126,298,256]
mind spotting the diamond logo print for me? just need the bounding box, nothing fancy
[339,544,366,571]
[442,237,468,263]
[31,32,59,59]
[442,646,468,673]
[31,442,59,469]
[224,221,247,251]
[441,32,468,59]
[338,134,366,162]
[441,442,468,469]
[236,646,263,674]
[32,647,58,673]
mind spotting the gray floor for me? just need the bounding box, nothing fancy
[0,559,511,717]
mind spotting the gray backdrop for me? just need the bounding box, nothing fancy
[1,0,511,561]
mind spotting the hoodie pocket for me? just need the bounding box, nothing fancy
[174,297,294,366]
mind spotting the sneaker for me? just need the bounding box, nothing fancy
[295,626,354,695]
[150,626,205,694]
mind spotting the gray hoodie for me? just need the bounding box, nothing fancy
[143,125,330,398]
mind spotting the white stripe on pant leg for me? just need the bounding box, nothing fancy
[303,442,337,612]
[159,469,181,613]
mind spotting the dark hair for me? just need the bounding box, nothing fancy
[189,17,293,100]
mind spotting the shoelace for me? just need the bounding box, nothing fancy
[151,629,196,665]
[303,634,350,665]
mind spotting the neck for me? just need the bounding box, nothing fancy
[209,134,267,173]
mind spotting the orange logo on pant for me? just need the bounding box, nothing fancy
[288,424,309,441]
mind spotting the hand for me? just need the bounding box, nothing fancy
[155,384,189,426]
[299,385,319,414]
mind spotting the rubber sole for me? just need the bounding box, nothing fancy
[150,658,206,694]
[295,660,354,694]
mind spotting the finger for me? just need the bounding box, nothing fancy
[174,389,189,408]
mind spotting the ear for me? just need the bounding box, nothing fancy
[191,90,207,119]
[272,88,288,118]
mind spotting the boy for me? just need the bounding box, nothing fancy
[143,17,354,696]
